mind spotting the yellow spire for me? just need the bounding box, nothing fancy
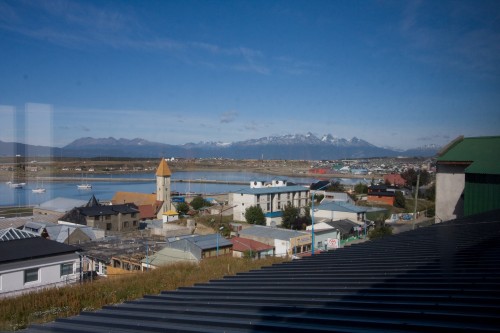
[156,158,172,177]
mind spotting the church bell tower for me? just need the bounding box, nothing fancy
[156,158,172,218]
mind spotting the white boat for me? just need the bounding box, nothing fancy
[77,173,92,190]
[9,183,24,189]
[77,184,92,190]
[32,178,46,193]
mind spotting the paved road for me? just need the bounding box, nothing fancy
[390,218,434,234]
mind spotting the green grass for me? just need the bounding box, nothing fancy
[0,256,286,331]
[0,207,33,218]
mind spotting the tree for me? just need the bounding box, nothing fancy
[354,182,368,194]
[281,203,300,229]
[190,195,211,210]
[176,202,189,216]
[394,191,406,208]
[244,205,266,225]
[401,169,431,187]
[314,194,324,204]
[327,181,345,192]
[425,183,436,201]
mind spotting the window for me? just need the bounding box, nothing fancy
[24,268,39,284]
[106,223,112,230]
[133,220,137,227]
[60,263,74,277]
[124,221,129,228]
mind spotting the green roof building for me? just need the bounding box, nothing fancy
[436,136,500,222]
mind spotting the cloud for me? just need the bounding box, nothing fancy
[398,1,500,78]
[244,121,259,131]
[220,110,238,124]
[0,1,274,75]
[416,134,451,141]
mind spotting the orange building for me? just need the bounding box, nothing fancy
[367,185,396,206]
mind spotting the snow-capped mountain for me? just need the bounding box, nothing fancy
[0,134,440,159]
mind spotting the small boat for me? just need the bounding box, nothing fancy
[9,182,25,189]
[32,178,46,193]
[77,173,92,190]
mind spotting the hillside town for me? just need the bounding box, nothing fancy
[0,135,498,298]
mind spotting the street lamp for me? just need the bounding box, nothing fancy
[311,182,331,256]
[216,226,224,257]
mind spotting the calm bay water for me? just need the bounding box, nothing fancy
[0,171,369,207]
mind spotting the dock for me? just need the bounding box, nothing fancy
[34,176,248,186]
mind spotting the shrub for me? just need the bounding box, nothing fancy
[394,191,406,208]
[368,226,393,240]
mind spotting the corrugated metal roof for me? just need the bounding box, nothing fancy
[317,201,367,213]
[36,197,88,212]
[230,237,274,252]
[170,233,232,250]
[142,247,198,266]
[437,136,500,175]
[26,210,500,333]
[239,225,309,241]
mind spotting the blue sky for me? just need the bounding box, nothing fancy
[0,0,499,149]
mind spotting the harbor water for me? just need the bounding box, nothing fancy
[0,171,370,207]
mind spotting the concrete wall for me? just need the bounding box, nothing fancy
[436,164,466,222]
[231,193,258,222]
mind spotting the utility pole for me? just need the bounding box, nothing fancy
[412,172,420,230]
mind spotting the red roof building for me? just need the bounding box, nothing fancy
[384,174,406,186]
[229,236,275,259]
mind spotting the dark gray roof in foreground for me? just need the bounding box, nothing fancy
[26,210,500,332]
[0,237,80,263]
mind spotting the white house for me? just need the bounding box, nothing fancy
[0,228,81,298]
[230,180,310,226]
[238,225,311,257]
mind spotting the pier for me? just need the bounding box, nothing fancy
[34,176,248,186]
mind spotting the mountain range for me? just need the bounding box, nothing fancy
[0,133,440,160]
